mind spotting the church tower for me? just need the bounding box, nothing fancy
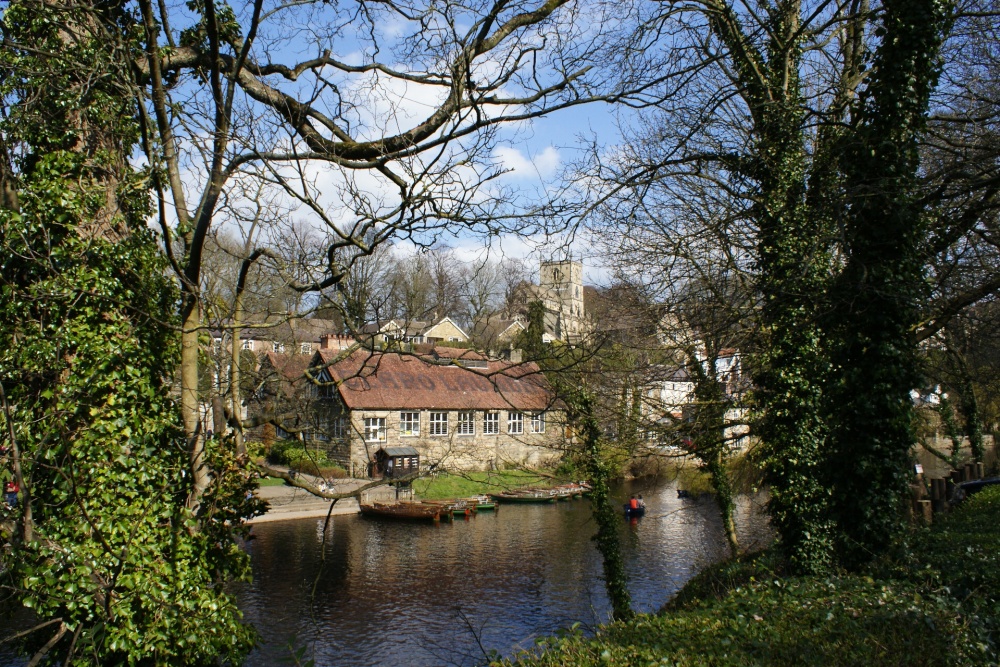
[539,259,585,339]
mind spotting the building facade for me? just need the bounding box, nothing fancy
[310,347,566,475]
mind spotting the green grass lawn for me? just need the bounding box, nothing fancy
[257,476,287,487]
[413,470,560,500]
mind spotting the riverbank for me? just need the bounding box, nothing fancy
[250,477,365,523]
[495,485,1000,666]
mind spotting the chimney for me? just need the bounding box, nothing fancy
[508,348,523,363]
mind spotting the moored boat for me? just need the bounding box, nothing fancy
[464,495,497,511]
[492,489,558,503]
[422,499,477,517]
[550,482,590,499]
[359,502,442,522]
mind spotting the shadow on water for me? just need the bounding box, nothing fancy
[237,479,772,667]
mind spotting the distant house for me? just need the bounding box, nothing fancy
[252,352,326,441]
[211,316,342,357]
[358,317,470,345]
[648,365,695,419]
[471,317,526,354]
[309,346,566,476]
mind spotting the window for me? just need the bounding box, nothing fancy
[300,342,312,354]
[273,341,285,353]
[531,412,545,434]
[364,417,386,442]
[312,418,329,441]
[400,412,420,437]
[483,411,499,435]
[242,339,254,351]
[508,411,523,434]
[331,417,347,439]
[458,411,475,435]
[429,412,449,436]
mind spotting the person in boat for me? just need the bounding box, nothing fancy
[637,494,645,509]
[628,495,639,511]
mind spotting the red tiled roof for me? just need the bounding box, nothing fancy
[259,352,315,398]
[314,349,555,411]
[427,347,487,361]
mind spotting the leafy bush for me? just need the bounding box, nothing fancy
[495,487,1000,667]
[267,440,328,468]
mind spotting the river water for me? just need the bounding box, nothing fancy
[238,480,771,667]
[0,480,769,667]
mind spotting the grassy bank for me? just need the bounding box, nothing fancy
[413,470,561,500]
[494,486,1000,667]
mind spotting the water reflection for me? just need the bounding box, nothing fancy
[239,480,771,667]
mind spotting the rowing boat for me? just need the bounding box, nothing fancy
[359,502,442,522]
[492,489,558,503]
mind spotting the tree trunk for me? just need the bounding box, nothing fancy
[576,391,634,622]
[182,294,209,514]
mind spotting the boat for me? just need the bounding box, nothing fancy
[492,489,558,503]
[463,495,497,511]
[422,499,477,517]
[623,503,646,518]
[359,502,442,522]
[550,482,590,499]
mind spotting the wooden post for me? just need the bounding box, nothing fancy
[976,462,985,479]
[964,463,975,481]
[930,478,946,513]
[919,500,932,525]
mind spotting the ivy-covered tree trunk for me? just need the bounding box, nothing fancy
[826,0,951,567]
[687,349,739,556]
[0,0,259,662]
[716,0,836,573]
[574,390,634,622]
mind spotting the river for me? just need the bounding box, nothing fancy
[0,479,769,667]
[238,479,771,667]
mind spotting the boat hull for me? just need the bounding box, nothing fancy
[359,502,442,522]
[492,493,557,504]
[623,504,646,518]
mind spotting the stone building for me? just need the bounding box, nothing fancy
[309,346,566,476]
[503,259,589,343]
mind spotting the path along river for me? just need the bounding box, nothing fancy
[239,479,771,667]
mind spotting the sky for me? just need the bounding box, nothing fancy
[155,0,631,288]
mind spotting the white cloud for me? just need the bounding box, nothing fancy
[492,145,561,180]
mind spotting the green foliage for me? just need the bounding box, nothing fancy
[518,300,548,362]
[570,389,634,622]
[823,0,952,568]
[744,0,953,572]
[497,489,1000,667]
[496,576,975,667]
[413,470,553,499]
[904,486,1000,644]
[938,396,965,467]
[0,1,259,663]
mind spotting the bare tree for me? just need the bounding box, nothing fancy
[131,0,646,515]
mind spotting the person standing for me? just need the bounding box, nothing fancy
[3,480,18,509]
